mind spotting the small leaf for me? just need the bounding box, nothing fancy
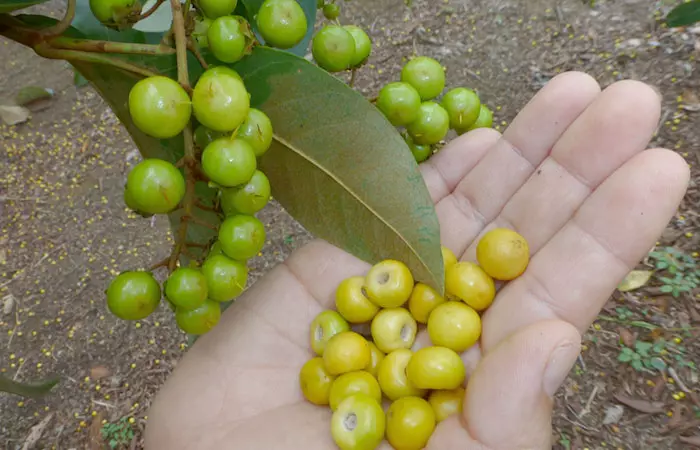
[636,341,653,353]
[0,105,31,125]
[660,284,674,293]
[602,405,624,425]
[656,261,669,269]
[0,374,59,398]
[666,0,700,27]
[631,359,644,371]
[0,0,49,13]
[613,392,666,413]
[617,270,653,291]
[649,357,667,371]
[15,86,54,107]
[618,352,633,362]
[132,0,173,32]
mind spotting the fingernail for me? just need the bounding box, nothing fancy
[543,341,580,398]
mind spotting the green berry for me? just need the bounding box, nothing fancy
[199,65,243,82]
[218,215,266,260]
[201,254,248,302]
[89,0,142,29]
[464,104,493,132]
[344,25,371,67]
[236,108,273,157]
[376,82,421,127]
[312,25,356,72]
[317,0,324,8]
[192,69,250,132]
[193,15,212,48]
[106,271,161,321]
[165,267,208,311]
[128,76,191,139]
[197,0,238,19]
[207,240,225,259]
[207,16,250,64]
[256,0,308,49]
[441,87,481,131]
[175,299,221,335]
[401,56,445,101]
[404,134,432,163]
[201,137,257,187]
[194,125,227,149]
[126,159,186,214]
[406,102,450,145]
[221,170,271,215]
[323,3,339,20]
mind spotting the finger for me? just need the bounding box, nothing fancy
[461,80,662,260]
[428,320,581,449]
[481,149,689,351]
[436,71,601,254]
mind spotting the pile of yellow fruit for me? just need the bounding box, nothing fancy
[299,228,530,450]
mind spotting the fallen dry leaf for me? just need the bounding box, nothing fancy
[681,89,700,112]
[90,365,111,380]
[0,105,30,125]
[680,435,700,447]
[618,327,635,348]
[2,294,15,316]
[617,270,653,292]
[21,413,53,450]
[613,392,666,413]
[88,411,104,450]
[603,404,624,425]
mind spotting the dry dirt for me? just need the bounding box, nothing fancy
[1,0,699,448]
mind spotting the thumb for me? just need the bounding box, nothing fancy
[428,319,581,450]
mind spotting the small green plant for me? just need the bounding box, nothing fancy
[101,417,135,449]
[648,246,699,297]
[615,306,634,321]
[618,339,668,372]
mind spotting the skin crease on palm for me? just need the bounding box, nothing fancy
[143,72,690,449]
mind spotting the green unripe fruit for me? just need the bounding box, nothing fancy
[175,299,221,335]
[197,0,238,19]
[199,65,243,82]
[463,104,493,132]
[344,25,371,67]
[236,108,273,157]
[323,3,340,19]
[193,15,212,48]
[221,170,271,215]
[128,76,191,139]
[401,56,446,101]
[165,267,208,311]
[376,82,421,127]
[207,16,250,64]
[192,69,250,132]
[194,125,227,149]
[406,101,450,145]
[256,0,308,49]
[441,87,481,131]
[404,134,432,163]
[89,0,142,30]
[106,271,161,321]
[201,254,249,302]
[207,240,224,259]
[201,138,257,187]
[312,25,356,72]
[218,214,266,260]
[126,159,186,214]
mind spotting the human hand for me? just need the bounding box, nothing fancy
[143,72,689,449]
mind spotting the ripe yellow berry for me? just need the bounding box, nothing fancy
[364,259,414,308]
[377,349,426,401]
[386,396,436,450]
[441,245,458,272]
[370,307,417,353]
[324,331,372,375]
[427,301,481,352]
[407,282,446,324]
[406,346,466,390]
[299,357,335,405]
[445,261,495,311]
[310,310,350,356]
[365,341,385,378]
[476,228,530,280]
[331,393,386,450]
[428,387,465,422]
[329,371,382,411]
[335,276,380,323]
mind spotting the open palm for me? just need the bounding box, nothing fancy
[144,72,688,449]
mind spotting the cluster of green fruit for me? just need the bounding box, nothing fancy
[376,56,493,164]
[299,228,530,449]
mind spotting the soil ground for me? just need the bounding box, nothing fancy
[1,0,699,448]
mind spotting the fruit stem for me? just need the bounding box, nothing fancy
[194,201,217,213]
[48,37,176,56]
[139,0,167,21]
[184,215,218,231]
[36,0,76,38]
[149,257,170,271]
[169,0,191,92]
[349,68,357,88]
[187,38,209,70]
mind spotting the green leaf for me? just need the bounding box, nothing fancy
[0,0,49,13]
[618,351,633,362]
[0,374,59,398]
[631,359,643,371]
[649,357,667,371]
[660,284,674,293]
[239,0,316,57]
[667,0,700,27]
[15,85,54,106]
[635,341,653,355]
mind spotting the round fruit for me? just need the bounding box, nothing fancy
[323,3,339,19]
[363,259,414,308]
[386,396,436,450]
[201,254,248,302]
[428,387,464,422]
[256,0,308,49]
[445,261,495,311]
[406,101,450,145]
[194,125,226,149]
[165,267,208,311]
[312,25,356,72]
[407,282,445,324]
[441,87,481,131]
[192,15,212,48]
[404,134,432,163]
[441,245,458,273]
[329,371,382,411]
[335,276,380,324]
[217,214,266,260]
[464,104,493,132]
[175,299,221,335]
[400,56,445,101]
[106,271,161,320]
[376,349,425,400]
[476,227,530,280]
[207,240,224,259]
[89,0,141,28]
[376,82,421,127]
[331,393,385,450]
[323,331,371,375]
[199,65,243,82]
[365,341,384,378]
[201,137,257,187]
[299,357,335,405]
[236,108,273,157]
[310,310,351,356]
[405,346,465,390]
[344,25,371,67]
[197,0,238,19]
[128,76,191,139]
[192,69,250,132]
[207,16,249,63]
[126,159,185,214]
[427,301,481,352]
[317,0,324,7]
[220,170,271,216]
[370,307,417,354]
[123,186,141,212]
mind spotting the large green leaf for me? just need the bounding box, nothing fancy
[0,0,50,13]
[666,0,700,27]
[0,374,59,398]
[238,0,316,57]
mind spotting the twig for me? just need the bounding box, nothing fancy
[185,215,218,231]
[185,241,207,248]
[148,257,170,271]
[187,38,209,69]
[578,384,600,419]
[194,201,217,212]
[34,43,159,78]
[349,68,357,88]
[668,366,691,393]
[21,412,54,450]
[170,0,191,91]
[38,0,76,38]
[139,0,167,20]
[48,37,176,55]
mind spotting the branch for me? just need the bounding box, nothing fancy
[38,0,76,38]
[139,0,167,20]
[170,0,190,91]
[48,37,176,55]
[167,127,197,272]
[34,43,160,78]
[187,38,208,69]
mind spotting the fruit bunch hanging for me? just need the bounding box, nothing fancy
[299,228,529,449]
